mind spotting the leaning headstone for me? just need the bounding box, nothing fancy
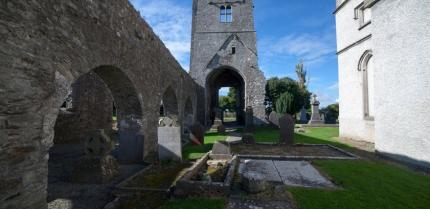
[158,116,182,162]
[189,122,205,145]
[268,111,279,128]
[279,114,295,145]
[212,141,231,155]
[244,106,254,132]
[72,129,119,184]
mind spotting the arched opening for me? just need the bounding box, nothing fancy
[220,5,233,23]
[359,50,375,120]
[48,66,144,208]
[206,67,245,127]
[161,86,179,118]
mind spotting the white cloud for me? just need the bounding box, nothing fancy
[260,29,336,66]
[130,0,191,70]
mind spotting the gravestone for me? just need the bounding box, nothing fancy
[308,94,324,125]
[72,129,119,184]
[268,111,279,128]
[217,124,226,134]
[118,116,144,164]
[189,122,205,145]
[244,106,254,132]
[211,142,231,160]
[279,114,295,145]
[242,132,255,144]
[158,116,182,162]
[299,106,308,124]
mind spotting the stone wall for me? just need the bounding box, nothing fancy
[53,72,114,145]
[0,0,198,208]
[372,0,430,168]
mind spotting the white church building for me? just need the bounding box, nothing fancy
[335,0,430,169]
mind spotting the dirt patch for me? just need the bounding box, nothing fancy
[231,144,351,158]
[123,162,192,190]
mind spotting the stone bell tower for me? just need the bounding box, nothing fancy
[189,0,266,126]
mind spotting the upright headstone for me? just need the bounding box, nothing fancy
[268,111,279,128]
[211,108,224,133]
[299,106,308,124]
[308,94,324,125]
[118,116,144,164]
[158,116,182,162]
[72,129,119,184]
[244,106,255,132]
[279,114,295,145]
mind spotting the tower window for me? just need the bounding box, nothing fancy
[220,5,232,23]
[232,47,236,54]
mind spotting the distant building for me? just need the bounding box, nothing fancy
[335,0,430,168]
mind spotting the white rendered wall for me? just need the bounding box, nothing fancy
[372,0,430,167]
[335,0,375,142]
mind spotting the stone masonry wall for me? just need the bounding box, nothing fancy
[0,0,199,208]
[190,0,266,125]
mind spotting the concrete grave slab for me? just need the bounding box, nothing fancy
[239,159,282,182]
[239,159,335,189]
[273,161,335,188]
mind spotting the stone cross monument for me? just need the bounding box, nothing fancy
[308,94,324,125]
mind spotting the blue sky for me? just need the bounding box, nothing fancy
[130,0,339,107]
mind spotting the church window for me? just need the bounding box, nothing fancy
[220,5,232,23]
[232,47,236,54]
[355,3,372,29]
[358,50,374,120]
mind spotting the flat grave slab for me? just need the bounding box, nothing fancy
[239,159,282,182]
[273,161,335,188]
[239,159,334,188]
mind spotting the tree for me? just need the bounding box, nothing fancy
[276,92,295,115]
[219,87,237,112]
[295,60,307,89]
[321,103,339,124]
[265,77,311,115]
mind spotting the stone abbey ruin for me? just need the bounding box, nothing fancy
[0,0,267,208]
[1,0,429,209]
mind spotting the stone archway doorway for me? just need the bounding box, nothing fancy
[206,67,246,127]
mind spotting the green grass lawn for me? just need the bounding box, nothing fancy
[167,127,430,209]
[291,160,430,209]
[182,132,228,160]
[158,198,225,209]
[253,126,430,209]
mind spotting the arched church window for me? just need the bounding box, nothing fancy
[220,5,232,23]
[358,50,374,120]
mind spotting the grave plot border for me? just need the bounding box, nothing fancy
[174,152,238,197]
[235,143,359,160]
